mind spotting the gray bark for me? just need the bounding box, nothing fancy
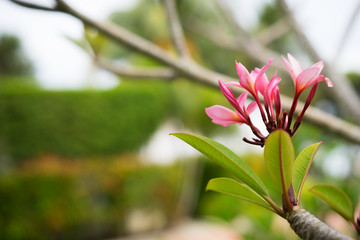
[287,208,353,240]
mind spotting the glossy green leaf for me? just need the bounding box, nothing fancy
[264,130,294,192]
[293,142,322,202]
[206,178,274,212]
[309,184,354,221]
[171,132,268,197]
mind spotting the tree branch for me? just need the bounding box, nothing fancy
[96,58,179,80]
[184,18,239,50]
[184,18,287,73]
[9,0,59,11]
[213,0,287,72]
[163,0,190,58]
[277,0,360,124]
[333,1,360,62]
[287,208,353,240]
[9,0,360,144]
[255,18,291,46]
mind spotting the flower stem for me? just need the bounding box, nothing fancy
[286,94,299,131]
[256,98,268,124]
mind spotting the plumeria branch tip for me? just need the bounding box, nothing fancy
[206,54,333,146]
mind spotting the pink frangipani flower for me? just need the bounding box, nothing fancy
[205,105,247,127]
[205,93,256,127]
[282,53,333,132]
[264,72,282,122]
[233,59,274,123]
[205,54,330,146]
[206,81,257,127]
[218,80,242,114]
[235,58,274,98]
[281,53,333,96]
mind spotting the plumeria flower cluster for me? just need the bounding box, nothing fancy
[205,53,333,146]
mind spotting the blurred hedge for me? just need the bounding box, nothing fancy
[0,82,171,160]
[0,155,182,240]
[0,80,231,161]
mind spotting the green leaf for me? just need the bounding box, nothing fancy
[171,132,268,197]
[264,130,294,192]
[206,178,274,212]
[293,142,322,202]
[309,184,354,221]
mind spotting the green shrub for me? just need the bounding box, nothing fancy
[0,156,182,239]
[0,79,232,161]
[0,82,171,160]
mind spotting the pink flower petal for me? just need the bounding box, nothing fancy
[324,77,333,87]
[253,68,268,95]
[205,105,245,126]
[235,60,254,93]
[282,54,300,84]
[236,92,248,107]
[267,72,281,98]
[250,69,259,80]
[235,60,250,82]
[311,60,324,72]
[254,58,273,94]
[246,101,257,114]
[296,67,320,93]
[226,82,241,88]
[219,80,240,111]
[287,53,303,76]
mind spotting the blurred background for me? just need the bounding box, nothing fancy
[0,0,360,239]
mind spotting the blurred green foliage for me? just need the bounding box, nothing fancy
[257,1,291,54]
[0,155,182,240]
[0,79,229,161]
[0,82,171,160]
[346,72,360,92]
[0,34,33,77]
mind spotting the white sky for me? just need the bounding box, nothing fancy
[0,0,360,89]
[229,0,360,70]
[0,0,139,89]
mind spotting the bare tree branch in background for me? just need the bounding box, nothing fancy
[97,59,178,80]
[184,18,240,51]
[8,0,360,145]
[278,0,360,124]
[213,0,287,71]
[255,17,291,46]
[9,0,59,11]
[163,0,203,219]
[163,0,190,58]
[333,1,360,62]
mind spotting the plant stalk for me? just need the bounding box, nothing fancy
[286,207,353,240]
